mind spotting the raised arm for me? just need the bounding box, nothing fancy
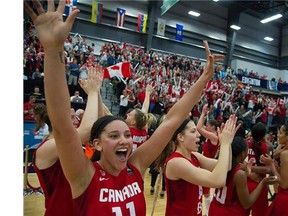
[77,65,103,143]
[97,92,104,118]
[24,0,94,197]
[35,65,102,169]
[102,102,113,116]
[130,41,225,175]
[141,84,153,114]
[197,104,218,144]
[166,115,238,188]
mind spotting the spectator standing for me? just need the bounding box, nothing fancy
[24,95,36,120]
[118,90,129,117]
[79,62,88,80]
[70,90,84,103]
[32,67,42,79]
[107,52,116,66]
[31,85,44,100]
[68,59,79,95]
[152,95,166,117]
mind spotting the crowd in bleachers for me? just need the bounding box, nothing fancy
[24,18,288,134]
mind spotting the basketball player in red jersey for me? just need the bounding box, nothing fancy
[125,84,154,151]
[261,124,288,216]
[197,103,221,214]
[246,122,271,216]
[209,136,277,216]
[31,66,104,216]
[154,114,238,216]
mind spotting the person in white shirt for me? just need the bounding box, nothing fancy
[70,91,84,103]
[118,90,129,117]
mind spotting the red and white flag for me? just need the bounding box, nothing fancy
[116,8,126,27]
[104,62,131,79]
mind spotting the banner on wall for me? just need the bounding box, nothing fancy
[137,13,148,33]
[64,0,78,16]
[91,2,103,24]
[175,24,183,41]
[157,18,166,36]
[116,8,126,27]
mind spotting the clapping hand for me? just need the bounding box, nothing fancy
[79,65,104,95]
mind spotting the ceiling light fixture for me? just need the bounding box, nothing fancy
[230,25,241,30]
[213,0,219,2]
[264,37,274,41]
[242,45,251,49]
[209,35,220,40]
[188,10,200,17]
[260,14,283,23]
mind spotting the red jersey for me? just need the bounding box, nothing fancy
[203,139,219,159]
[137,91,145,104]
[202,139,220,194]
[246,140,268,179]
[24,101,35,120]
[209,166,249,216]
[164,152,203,216]
[129,127,148,151]
[265,184,288,216]
[73,162,145,216]
[192,106,200,117]
[32,140,77,216]
[246,140,269,216]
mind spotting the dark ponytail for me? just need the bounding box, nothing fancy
[227,136,247,180]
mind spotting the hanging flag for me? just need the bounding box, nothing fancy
[157,18,166,36]
[91,2,103,24]
[175,24,184,41]
[116,8,126,27]
[104,62,131,79]
[64,0,78,16]
[137,13,148,33]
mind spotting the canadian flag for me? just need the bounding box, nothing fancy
[104,62,131,79]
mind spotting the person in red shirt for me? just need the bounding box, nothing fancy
[209,136,277,216]
[137,86,146,105]
[30,66,104,216]
[24,95,36,120]
[155,115,238,216]
[261,124,288,216]
[246,122,271,216]
[125,85,153,151]
[197,104,221,215]
[192,103,201,125]
[260,108,268,124]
